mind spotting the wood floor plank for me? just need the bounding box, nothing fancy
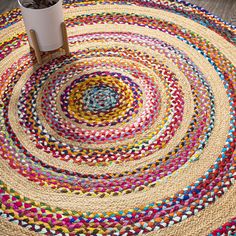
[230,1,236,25]
[188,0,235,25]
[0,0,19,14]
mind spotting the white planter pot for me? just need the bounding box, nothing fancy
[18,0,64,52]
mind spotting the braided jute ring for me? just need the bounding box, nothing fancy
[0,0,235,235]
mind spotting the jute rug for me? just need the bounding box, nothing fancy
[0,0,235,235]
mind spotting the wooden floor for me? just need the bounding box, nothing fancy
[188,0,236,25]
[0,0,235,26]
[0,0,19,14]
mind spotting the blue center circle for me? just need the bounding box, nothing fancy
[83,85,119,113]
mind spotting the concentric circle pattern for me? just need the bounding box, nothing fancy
[0,0,235,235]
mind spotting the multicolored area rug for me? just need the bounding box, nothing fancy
[0,0,236,235]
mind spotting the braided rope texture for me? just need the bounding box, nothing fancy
[0,0,235,235]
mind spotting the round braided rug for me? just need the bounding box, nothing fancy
[0,0,236,235]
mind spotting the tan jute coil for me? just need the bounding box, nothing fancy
[0,4,235,236]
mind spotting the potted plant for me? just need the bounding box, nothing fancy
[18,0,69,64]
